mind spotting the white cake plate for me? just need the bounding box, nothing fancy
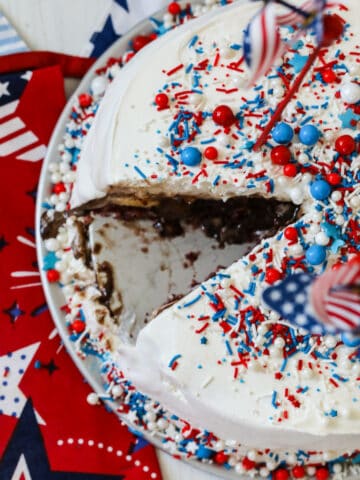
[35,3,356,479]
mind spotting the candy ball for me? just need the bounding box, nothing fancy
[155,93,169,108]
[212,105,236,127]
[340,82,360,104]
[168,1,181,15]
[265,268,282,284]
[322,68,337,84]
[306,245,327,265]
[284,227,298,242]
[132,35,151,52]
[271,145,291,165]
[327,172,342,186]
[272,122,294,144]
[91,76,107,96]
[46,269,60,283]
[181,147,202,166]
[335,134,356,155]
[310,180,331,200]
[299,125,320,146]
[292,466,306,478]
[204,146,218,160]
[283,163,297,177]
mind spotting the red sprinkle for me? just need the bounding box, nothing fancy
[242,457,256,471]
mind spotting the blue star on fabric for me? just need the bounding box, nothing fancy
[0,234,9,251]
[114,0,129,11]
[3,301,25,324]
[338,109,360,129]
[0,400,125,479]
[90,15,121,59]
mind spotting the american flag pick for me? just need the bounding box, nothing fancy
[262,258,360,344]
[243,0,327,85]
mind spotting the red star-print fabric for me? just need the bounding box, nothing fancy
[0,55,161,480]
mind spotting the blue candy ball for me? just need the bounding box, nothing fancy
[305,245,327,265]
[299,124,320,146]
[196,445,214,459]
[181,146,202,166]
[272,122,294,144]
[310,179,331,200]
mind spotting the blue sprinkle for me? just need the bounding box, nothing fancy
[272,391,278,409]
[183,294,202,307]
[225,340,233,355]
[189,35,199,48]
[133,166,147,180]
[213,175,221,186]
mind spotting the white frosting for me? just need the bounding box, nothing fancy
[69,0,360,457]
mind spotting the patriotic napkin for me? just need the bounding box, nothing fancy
[0,18,161,480]
[0,11,28,56]
[86,0,168,58]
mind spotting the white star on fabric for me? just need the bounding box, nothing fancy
[0,81,10,98]
[11,454,32,480]
[21,71,33,82]
[0,343,45,424]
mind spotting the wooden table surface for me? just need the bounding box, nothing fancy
[0,1,225,478]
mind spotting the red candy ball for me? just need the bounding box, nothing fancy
[274,468,290,480]
[335,135,356,155]
[326,172,342,186]
[132,35,151,52]
[292,466,306,479]
[283,163,297,177]
[212,105,236,128]
[265,268,282,284]
[204,146,218,160]
[316,468,330,480]
[155,93,169,108]
[322,14,344,46]
[168,1,181,15]
[72,320,86,334]
[46,269,60,283]
[284,226,298,242]
[321,68,337,83]
[271,145,291,165]
[78,93,92,108]
[242,457,256,470]
[214,452,229,464]
[53,182,66,194]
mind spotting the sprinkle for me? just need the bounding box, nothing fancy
[133,166,147,179]
[166,64,184,76]
[272,391,278,409]
[183,294,202,307]
[225,340,233,355]
[189,35,199,48]
[168,354,182,370]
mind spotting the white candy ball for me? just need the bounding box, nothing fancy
[91,76,108,96]
[340,81,360,104]
[45,238,60,251]
[55,202,67,212]
[157,418,169,430]
[335,215,345,226]
[64,137,74,149]
[290,187,303,205]
[324,335,337,349]
[87,392,99,405]
[111,384,124,398]
[350,195,360,208]
[315,232,330,246]
[331,190,342,202]
[51,172,61,184]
